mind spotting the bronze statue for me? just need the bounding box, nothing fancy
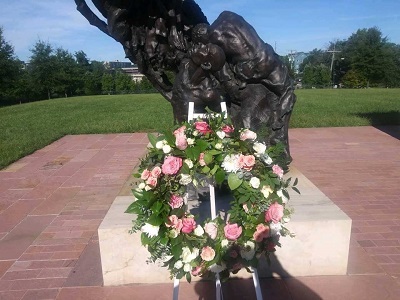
[75,0,296,162]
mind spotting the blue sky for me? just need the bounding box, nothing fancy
[1,0,399,62]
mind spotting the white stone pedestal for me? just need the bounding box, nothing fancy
[98,167,352,285]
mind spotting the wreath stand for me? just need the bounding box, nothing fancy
[172,102,263,300]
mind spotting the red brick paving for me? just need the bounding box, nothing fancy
[0,127,399,299]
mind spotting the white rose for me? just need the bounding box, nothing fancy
[184,263,192,272]
[249,177,260,189]
[184,159,193,169]
[240,241,256,260]
[221,239,229,248]
[192,130,199,136]
[215,143,223,150]
[179,174,192,185]
[181,247,199,263]
[261,185,273,198]
[141,223,159,238]
[194,225,204,236]
[187,138,195,145]
[253,142,266,156]
[263,155,273,165]
[270,222,282,236]
[155,140,165,149]
[138,182,146,190]
[209,262,227,273]
[162,144,172,154]
[216,131,226,139]
[174,260,183,269]
[277,189,288,204]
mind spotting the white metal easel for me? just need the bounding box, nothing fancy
[173,102,263,300]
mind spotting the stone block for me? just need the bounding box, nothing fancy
[98,167,352,285]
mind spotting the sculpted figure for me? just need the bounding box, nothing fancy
[75,1,296,162]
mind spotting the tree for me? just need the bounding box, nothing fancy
[28,40,57,99]
[342,27,389,87]
[101,72,115,94]
[115,70,134,93]
[302,64,331,88]
[0,27,22,104]
[83,60,105,95]
[53,47,80,97]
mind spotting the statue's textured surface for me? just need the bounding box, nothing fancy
[75,0,296,161]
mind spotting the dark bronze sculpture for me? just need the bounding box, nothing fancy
[75,0,296,162]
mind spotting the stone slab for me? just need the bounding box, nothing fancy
[98,167,352,285]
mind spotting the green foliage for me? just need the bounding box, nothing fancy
[302,63,331,88]
[0,27,22,105]
[341,70,367,88]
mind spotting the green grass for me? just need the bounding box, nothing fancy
[1,89,399,169]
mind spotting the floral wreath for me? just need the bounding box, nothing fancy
[126,112,299,282]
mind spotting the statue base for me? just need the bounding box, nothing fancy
[98,167,352,286]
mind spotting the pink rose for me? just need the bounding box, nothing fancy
[166,215,183,231]
[151,166,162,178]
[169,194,184,209]
[174,126,188,150]
[199,152,206,166]
[191,265,203,276]
[238,154,255,171]
[141,169,151,180]
[224,223,242,241]
[194,121,212,134]
[272,164,284,178]
[146,176,157,187]
[240,129,257,141]
[221,125,234,136]
[162,156,183,175]
[204,222,218,239]
[253,223,270,242]
[200,246,216,261]
[265,202,284,224]
[181,217,197,234]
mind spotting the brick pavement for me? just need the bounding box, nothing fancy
[0,127,399,299]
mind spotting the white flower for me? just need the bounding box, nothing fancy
[162,255,173,262]
[269,222,282,236]
[169,229,179,238]
[249,177,260,189]
[240,241,256,260]
[138,182,146,190]
[174,260,183,269]
[144,185,153,191]
[179,174,192,185]
[141,223,159,238]
[216,131,226,139]
[261,185,273,198]
[194,225,204,236]
[155,140,165,149]
[184,159,193,169]
[221,239,229,248]
[187,138,195,145]
[162,144,172,154]
[192,130,199,136]
[215,143,223,150]
[262,154,273,165]
[181,247,199,263]
[253,142,266,156]
[209,262,226,273]
[184,263,192,272]
[222,154,240,173]
[277,189,288,204]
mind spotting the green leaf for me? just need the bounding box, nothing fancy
[208,150,222,155]
[293,178,298,186]
[204,152,213,164]
[196,139,208,152]
[147,133,158,148]
[228,173,243,190]
[210,165,219,175]
[186,272,192,283]
[202,166,211,173]
[125,202,139,214]
[151,201,163,214]
[215,169,226,184]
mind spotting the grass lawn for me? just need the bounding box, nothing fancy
[1,89,399,169]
